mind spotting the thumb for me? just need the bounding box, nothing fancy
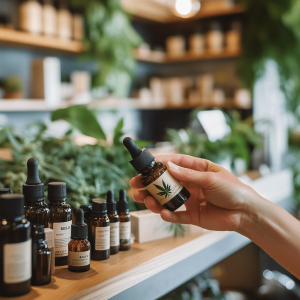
[167,161,212,187]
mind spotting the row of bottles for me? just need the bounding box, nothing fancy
[0,158,131,297]
[19,0,83,40]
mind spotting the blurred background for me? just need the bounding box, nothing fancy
[1,0,300,299]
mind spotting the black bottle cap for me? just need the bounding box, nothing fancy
[0,188,10,195]
[80,205,92,219]
[106,190,117,214]
[0,194,24,219]
[32,224,45,242]
[123,137,155,173]
[91,198,107,217]
[48,182,67,202]
[117,189,129,212]
[71,209,88,239]
[23,158,44,202]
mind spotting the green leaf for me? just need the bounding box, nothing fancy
[4,128,21,152]
[154,184,165,192]
[51,105,106,140]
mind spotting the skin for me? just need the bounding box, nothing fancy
[131,154,300,279]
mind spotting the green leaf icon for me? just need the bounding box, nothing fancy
[154,180,172,199]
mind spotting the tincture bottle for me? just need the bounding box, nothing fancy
[123,137,191,212]
[89,199,110,260]
[107,190,119,255]
[48,182,72,266]
[0,194,31,297]
[24,158,50,228]
[117,189,131,251]
[31,224,51,286]
[68,209,91,272]
[80,205,92,224]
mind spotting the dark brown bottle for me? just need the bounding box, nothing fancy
[117,189,131,251]
[0,188,10,196]
[48,182,72,266]
[107,190,119,255]
[31,224,51,286]
[68,209,91,272]
[123,137,191,212]
[0,194,31,297]
[89,199,110,260]
[24,158,50,228]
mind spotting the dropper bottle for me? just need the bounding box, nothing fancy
[107,190,119,255]
[123,137,191,212]
[23,158,50,228]
[117,189,131,251]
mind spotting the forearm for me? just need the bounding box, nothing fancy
[239,192,300,278]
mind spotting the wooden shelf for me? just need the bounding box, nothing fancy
[0,28,82,53]
[135,50,241,63]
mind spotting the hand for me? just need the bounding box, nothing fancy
[130,154,259,232]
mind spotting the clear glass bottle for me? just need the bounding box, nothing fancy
[68,209,91,272]
[123,137,190,212]
[48,182,72,266]
[107,190,119,255]
[89,199,110,260]
[31,224,51,286]
[117,189,131,251]
[0,194,31,297]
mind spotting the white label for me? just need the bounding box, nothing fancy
[53,221,72,257]
[95,226,110,250]
[44,229,54,249]
[4,240,32,284]
[110,222,120,247]
[68,250,90,267]
[120,222,131,240]
[146,170,183,205]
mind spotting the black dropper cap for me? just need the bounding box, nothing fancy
[91,198,107,217]
[106,190,117,214]
[0,194,24,219]
[71,209,88,239]
[123,137,155,173]
[117,189,129,212]
[48,182,67,202]
[23,158,44,202]
[32,224,45,242]
[80,205,92,220]
[0,188,10,195]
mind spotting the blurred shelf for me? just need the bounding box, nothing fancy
[0,100,68,111]
[0,28,83,53]
[135,50,241,63]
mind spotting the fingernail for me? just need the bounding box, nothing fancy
[167,161,179,170]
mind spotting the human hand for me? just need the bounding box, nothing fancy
[130,154,259,232]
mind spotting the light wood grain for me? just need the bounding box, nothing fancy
[0,29,83,53]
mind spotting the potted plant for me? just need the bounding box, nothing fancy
[3,76,23,99]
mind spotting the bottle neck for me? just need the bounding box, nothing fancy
[50,200,66,206]
[139,159,156,174]
[30,199,46,206]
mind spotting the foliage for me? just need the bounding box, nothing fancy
[3,76,22,92]
[240,0,300,116]
[70,0,142,97]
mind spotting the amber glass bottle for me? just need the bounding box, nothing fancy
[89,199,110,260]
[117,189,131,251]
[24,158,50,228]
[107,190,119,255]
[68,209,91,272]
[0,194,31,297]
[123,137,191,212]
[48,182,72,266]
[31,224,51,286]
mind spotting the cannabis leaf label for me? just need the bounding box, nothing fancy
[154,180,172,199]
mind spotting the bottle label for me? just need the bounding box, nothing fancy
[44,229,54,249]
[95,226,110,250]
[110,222,120,247]
[4,239,32,284]
[53,221,72,257]
[145,170,184,206]
[120,221,131,240]
[68,250,90,267]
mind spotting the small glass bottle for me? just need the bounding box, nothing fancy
[24,158,50,228]
[107,190,119,255]
[80,205,92,224]
[48,182,72,266]
[31,224,51,286]
[123,137,191,212]
[89,199,110,260]
[0,194,31,297]
[117,189,131,251]
[42,0,57,37]
[68,209,91,272]
[57,0,72,40]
